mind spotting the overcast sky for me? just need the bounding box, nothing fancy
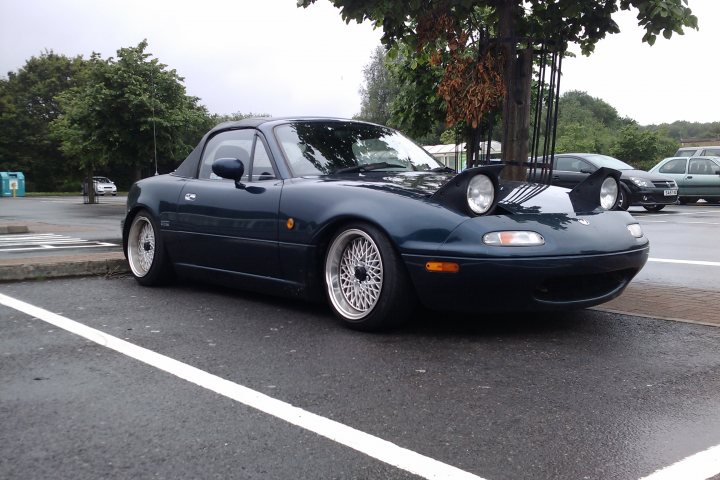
[1,0,718,126]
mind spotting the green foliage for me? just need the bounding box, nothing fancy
[554,90,679,168]
[646,120,720,142]
[0,51,87,190]
[299,1,697,54]
[610,124,678,169]
[51,40,209,180]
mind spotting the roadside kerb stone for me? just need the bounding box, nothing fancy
[0,225,30,234]
[0,252,129,282]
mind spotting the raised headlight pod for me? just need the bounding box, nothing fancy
[467,174,495,214]
[599,176,619,210]
[483,231,545,246]
[627,223,643,238]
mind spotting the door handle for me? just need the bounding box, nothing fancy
[184,193,196,201]
[686,176,693,179]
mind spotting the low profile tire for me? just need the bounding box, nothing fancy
[616,185,630,211]
[324,223,414,331]
[643,204,665,212]
[126,210,173,286]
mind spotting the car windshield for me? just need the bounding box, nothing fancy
[94,177,111,183]
[582,154,634,170]
[674,148,697,157]
[275,121,444,176]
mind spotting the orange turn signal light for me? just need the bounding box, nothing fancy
[286,218,295,230]
[425,261,459,273]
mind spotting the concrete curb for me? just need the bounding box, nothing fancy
[0,225,30,234]
[0,257,129,282]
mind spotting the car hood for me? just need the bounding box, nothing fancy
[313,171,579,213]
[619,169,673,182]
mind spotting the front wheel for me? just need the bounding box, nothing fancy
[126,210,173,285]
[643,204,665,212]
[616,185,630,211]
[324,223,414,331]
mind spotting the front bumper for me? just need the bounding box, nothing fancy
[403,246,649,312]
[628,188,678,206]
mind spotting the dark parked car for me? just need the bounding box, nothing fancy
[542,153,678,212]
[123,118,649,330]
[649,156,720,204]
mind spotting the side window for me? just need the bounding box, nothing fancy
[251,137,276,181]
[555,156,576,172]
[576,160,594,173]
[659,158,686,174]
[198,129,254,180]
[689,158,715,175]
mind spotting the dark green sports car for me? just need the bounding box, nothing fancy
[123,118,649,330]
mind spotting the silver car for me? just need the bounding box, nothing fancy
[649,156,720,204]
[82,176,117,196]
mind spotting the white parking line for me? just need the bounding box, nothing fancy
[0,233,117,252]
[649,258,720,268]
[0,293,485,480]
[638,444,720,480]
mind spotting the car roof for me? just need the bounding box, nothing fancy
[207,116,367,136]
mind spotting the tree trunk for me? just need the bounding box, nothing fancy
[85,166,95,204]
[498,0,532,181]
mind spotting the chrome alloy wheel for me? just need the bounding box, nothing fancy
[127,215,156,277]
[325,229,384,320]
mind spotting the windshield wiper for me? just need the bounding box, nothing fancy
[332,162,406,174]
[430,166,455,173]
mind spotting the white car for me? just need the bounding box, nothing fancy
[82,176,117,196]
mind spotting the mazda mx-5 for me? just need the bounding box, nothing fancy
[123,118,648,330]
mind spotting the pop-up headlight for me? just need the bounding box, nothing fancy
[600,176,619,210]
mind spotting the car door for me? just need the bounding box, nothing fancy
[684,157,720,197]
[552,155,594,188]
[172,128,283,278]
[656,157,688,188]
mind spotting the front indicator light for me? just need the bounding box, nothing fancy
[483,231,545,246]
[425,261,460,273]
[627,223,643,238]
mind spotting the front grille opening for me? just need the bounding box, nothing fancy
[534,269,634,303]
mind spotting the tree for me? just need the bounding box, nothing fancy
[0,51,87,191]
[356,46,400,126]
[610,124,678,169]
[51,40,208,201]
[299,0,697,179]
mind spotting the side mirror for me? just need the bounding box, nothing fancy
[212,158,246,189]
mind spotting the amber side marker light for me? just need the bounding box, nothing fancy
[286,218,295,230]
[425,261,460,273]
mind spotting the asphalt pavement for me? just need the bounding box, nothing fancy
[0,196,718,327]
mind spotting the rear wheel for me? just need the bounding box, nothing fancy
[643,205,665,212]
[126,210,173,285]
[324,223,414,331]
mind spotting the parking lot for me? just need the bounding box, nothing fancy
[1,198,719,480]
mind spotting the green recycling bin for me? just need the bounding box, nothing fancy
[0,172,25,197]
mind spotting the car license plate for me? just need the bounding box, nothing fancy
[664,189,677,196]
